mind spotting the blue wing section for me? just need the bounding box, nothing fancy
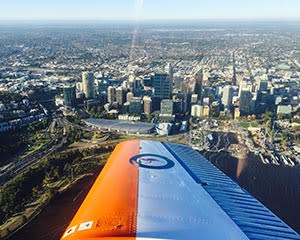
[163,142,300,240]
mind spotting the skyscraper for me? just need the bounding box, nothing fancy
[133,79,142,90]
[239,90,253,115]
[174,76,182,90]
[126,92,134,102]
[194,69,203,103]
[258,80,268,92]
[98,80,108,94]
[160,99,174,116]
[239,80,252,98]
[173,97,185,114]
[232,52,237,86]
[107,86,116,104]
[116,87,126,106]
[222,86,234,109]
[129,97,143,115]
[153,73,172,100]
[210,101,221,118]
[143,76,152,87]
[191,105,203,118]
[82,71,95,99]
[143,96,152,115]
[133,79,143,97]
[63,86,76,107]
[165,63,174,84]
[191,94,198,104]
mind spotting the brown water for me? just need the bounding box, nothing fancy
[203,149,300,233]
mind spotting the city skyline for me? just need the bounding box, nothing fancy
[1,0,300,21]
[1,3,300,239]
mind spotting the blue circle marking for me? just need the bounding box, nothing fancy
[130,154,175,170]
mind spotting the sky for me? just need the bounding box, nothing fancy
[0,0,300,21]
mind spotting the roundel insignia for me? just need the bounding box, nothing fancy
[130,154,174,169]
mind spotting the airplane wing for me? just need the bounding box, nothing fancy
[61,140,300,240]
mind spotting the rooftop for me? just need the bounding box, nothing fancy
[84,118,156,135]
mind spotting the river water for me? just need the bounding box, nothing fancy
[202,132,300,232]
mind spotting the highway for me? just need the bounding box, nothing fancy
[0,116,114,187]
[0,118,69,186]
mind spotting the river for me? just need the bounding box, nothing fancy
[202,132,300,232]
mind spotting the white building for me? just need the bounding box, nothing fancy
[82,71,95,99]
[107,86,116,104]
[222,86,233,109]
[191,105,202,118]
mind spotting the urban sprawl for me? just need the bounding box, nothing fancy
[1,22,300,167]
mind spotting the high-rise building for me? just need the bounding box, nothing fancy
[153,73,172,99]
[203,87,215,103]
[232,52,237,85]
[222,86,234,109]
[98,80,108,94]
[234,107,240,119]
[173,97,185,114]
[126,92,134,102]
[180,80,190,94]
[239,90,253,115]
[165,63,174,84]
[173,77,182,90]
[129,97,143,115]
[116,87,126,106]
[210,101,221,118]
[107,86,116,104]
[82,72,95,99]
[258,80,268,92]
[143,96,152,115]
[203,105,210,117]
[63,86,76,107]
[191,105,202,118]
[185,93,192,114]
[160,99,174,116]
[143,76,152,87]
[191,94,198,104]
[133,79,143,97]
[133,79,142,90]
[194,69,203,102]
[76,82,83,92]
[176,93,188,113]
[239,80,252,98]
[203,97,210,106]
[151,96,161,112]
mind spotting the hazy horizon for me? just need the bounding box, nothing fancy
[0,18,300,26]
[1,0,300,21]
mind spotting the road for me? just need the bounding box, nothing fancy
[0,118,67,186]
[0,116,113,187]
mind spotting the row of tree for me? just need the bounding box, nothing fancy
[0,145,115,224]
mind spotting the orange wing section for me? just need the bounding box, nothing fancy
[61,140,140,240]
